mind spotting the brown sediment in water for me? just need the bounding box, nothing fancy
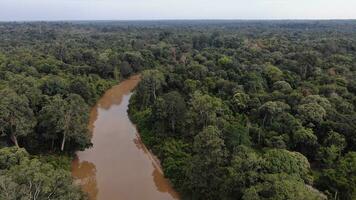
[72,75,179,200]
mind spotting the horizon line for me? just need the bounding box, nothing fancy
[1,18,356,23]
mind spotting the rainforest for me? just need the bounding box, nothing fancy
[0,20,356,200]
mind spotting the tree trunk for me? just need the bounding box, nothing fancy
[51,138,55,151]
[61,133,66,151]
[258,131,261,145]
[171,119,175,133]
[153,87,157,100]
[10,133,19,148]
[262,114,267,127]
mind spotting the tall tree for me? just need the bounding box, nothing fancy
[189,92,229,129]
[0,88,36,148]
[0,147,85,200]
[39,94,91,152]
[136,70,166,107]
[186,126,227,199]
[153,91,186,133]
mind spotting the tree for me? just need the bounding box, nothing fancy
[242,174,326,200]
[263,64,283,84]
[317,152,356,200]
[259,101,290,126]
[297,103,326,126]
[0,147,85,200]
[123,51,144,72]
[300,95,331,110]
[241,72,266,93]
[41,76,69,96]
[135,70,166,108]
[293,127,318,155]
[39,94,91,152]
[317,131,346,167]
[218,56,233,68]
[231,92,250,112]
[264,149,313,184]
[0,88,36,148]
[153,91,186,133]
[224,122,250,150]
[225,147,325,200]
[224,145,265,199]
[188,64,208,80]
[69,76,95,104]
[190,92,229,129]
[186,126,227,199]
[273,81,292,93]
[120,61,133,78]
[8,75,42,111]
[323,131,346,151]
[295,51,321,79]
[161,139,191,190]
[0,147,29,170]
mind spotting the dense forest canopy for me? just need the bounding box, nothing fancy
[0,20,356,200]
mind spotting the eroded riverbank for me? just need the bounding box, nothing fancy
[71,75,178,200]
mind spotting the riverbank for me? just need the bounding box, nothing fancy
[71,75,178,200]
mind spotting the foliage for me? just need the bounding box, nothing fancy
[126,20,356,199]
[1,21,356,199]
[0,147,86,200]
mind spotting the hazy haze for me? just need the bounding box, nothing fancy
[1,0,355,21]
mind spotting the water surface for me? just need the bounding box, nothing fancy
[72,75,178,200]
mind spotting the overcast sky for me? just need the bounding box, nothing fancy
[0,0,355,21]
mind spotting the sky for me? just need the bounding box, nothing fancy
[0,0,355,21]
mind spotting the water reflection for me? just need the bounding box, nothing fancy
[72,158,98,200]
[98,76,141,110]
[71,75,179,200]
[153,166,173,194]
[134,137,179,199]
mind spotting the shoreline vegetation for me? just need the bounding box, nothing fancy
[0,20,356,199]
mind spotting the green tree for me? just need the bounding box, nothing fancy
[41,76,69,96]
[242,174,326,200]
[231,92,250,112]
[189,92,229,129]
[136,70,166,107]
[0,147,29,170]
[161,139,191,190]
[224,122,250,150]
[263,64,283,84]
[153,91,186,133]
[0,88,36,148]
[186,126,227,199]
[293,127,318,155]
[39,94,90,152]
[297,103,326,126]
[8,75,42,111]
[224,146,265,199]
[300,95,331,110]
[120,61,133,78]
[317,152,356,200]
[264,149,313,184]
[69,76,95,104]
[259,101,290,126]
[218,56,233,68]
[317,131,346,167]
[273,81,292,93]
[0,147,85,200]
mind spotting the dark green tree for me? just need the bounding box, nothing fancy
[186,126,227,199]
[0,88,36,148]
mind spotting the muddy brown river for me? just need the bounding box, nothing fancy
[71,75,179,200]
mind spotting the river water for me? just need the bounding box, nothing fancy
[71,75,179,200]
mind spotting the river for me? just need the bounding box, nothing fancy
[71,75,179,200]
